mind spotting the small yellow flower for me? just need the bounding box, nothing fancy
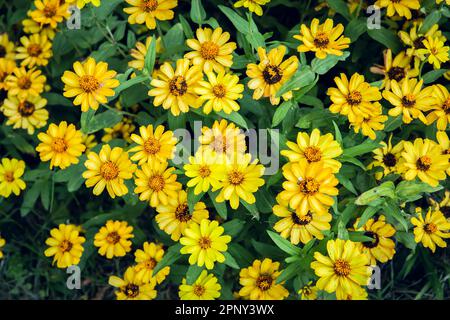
[101,118,136,143]
[411,208,450,253]
[134,242,170,284]
[0,235,5,259]
[29,0,70,29]
[399,23,445,60]
[36,121,86,169]
[109,266,157,300]
[298,281,318,300]
[81,133,97,152]
[239,258,289,300]
[375,0,420,19]
[0,158,26,198]
[128,36,162,71]
[179,219,231,269]
[234,0,270,16]
[350,104,388,140]
[0,33,16,61]
[124,0,177,30]
[94,220,134,259]
[417,36,450,69]
[6,67,47,100]
[22,15,56,40]
[16,33,53,68]
[427,84,450,130]
[83,144,136,198]
[179,270,222,300]
[368,135,404,180]
[0,58,16,90]
[44,224,85,268]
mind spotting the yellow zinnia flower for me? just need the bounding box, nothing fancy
[279,161,339,215]
[94,220,134,259]
[298,281,318,300]
[129,124,177,165]
[6,67,46,100]
[81,133,97,152]
[238,258,289,300]
[179,219,231,269]
[16,33,53,68]
[83,144,136,198]
[44,224,85,268]
[375,0,420,19]
[36,121,86,169]
[368,135,404,180]
[62,57,120,112]
[155,189,209,241]
[29,0,70,29]
[416,36,450,69]
[311,239,371,300]
[148,59,202,116]
[427,84,450,130]
[2,95,49,134]
[0,235,5,259]
[436,131,450,176]
[411,208,450,253]
[294,18,350,59]
[0,158,26,198]
[109,266,157,300]
[0,33,16,61]
[179,270,221,300]
[399,23,445,59]
[134,160,182,207]
[134,242,170,284]
[124,0,177,30]
[246,46,299,105]
[185,27,237,73]
[350,103,388,140]
[0,58,16,90]
[234,0,270,16]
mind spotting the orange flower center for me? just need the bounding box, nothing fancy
[292,212,312,225]
[262,65,282,85]
[304,146,322,162]
[52,138,68,153]
[43,5,57,18]
[198,165,211,178]
[142,0,158,12]
[144,258,157,270]
[314,32,329,48]
[401,94,416,108]
[175,203,191,222]
[123,284,140,298]
[424,223,437,234]
[198,236,212,249]
[228,170,244,185]
[143,137,161,155]
[18,101,35,117]
[106,231,121,244]
[59,240,73,253]
[298,177,320,195]
[212,84,226,98]
[27,44,42,57]
[200,41,220,60]
[4,171,14,183]
[256,274,273,291]
[169,76,187,96]
[18,76,32,89]
[148,174,165,191]
[100,161,119,180]
[416,156,431,171]
[79,75,100,93]
[193,285,206,297]
[334,259,351,277]
[346,91,362,105]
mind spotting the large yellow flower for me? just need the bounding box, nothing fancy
[294,18,350,59]
[44,224,85,269]
[238,258,289,300]
[0,158,26,198]
[279,161,339,215]
[109,266,157,300]
[0,58,16,90]
[134,242,170,284]
[16,34,53,68]
[83,145,136,198]
[134,160,182,207]
[400,138,448,187]
[368,135,404,180]
[148,59,202,116]
[311,239,371,300]
[0,33,16,61]
[281,128,343,173]
[427,84,450,130]
[246,46,299,105]
[216,153,265,209]
[417,36,450,69]
[36,121,86,169]
[155,189,209,241]
[124,0,177,30]
[94,220,134,259]
[179,219,231,269]
[234,0,270,16]
[62,57,120,112]
[185,27,236,73]
[179,270,221,300]
[411,208,450,253]
[6,67,46,100]
[375,0,420,19]
[1,95,49,134]
[29,0,70,28]
[129,124,177,165]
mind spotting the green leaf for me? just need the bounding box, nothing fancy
[216,110,248,129]
[276,260,303,284]
[355,181,396,206]
[396,231,417,250]
[144,36,156,77]
[336,172,357,195]
[419,10,441,34]
[267,230,301,256]
[112,74,148,100]
[326,0,351,20]
[348,231,375,243]
[422,69,449,84]
[223,252,240,269]
[186,265,203,285]
[190,0,206,24]
[84,109,123,134]
[179,14,194,39]
[357,206,379,228]
[272,101,294,127]
[345,18,367,42]
[343,139,380,157]
[276,65,315,98]
[396,181,443,201]
[208,190,227,219]
[367,28,402,53]
[384,199,409,232]
[187,188,204,213]
[20,180,45,216]
[332,121,342,145]
[152,243,183,274]
[218,5,249,35]
[222,219,244,238]
[242,200,260,220]
[311,51,350,75]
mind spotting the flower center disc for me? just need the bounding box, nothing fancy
[27,44,42,57]
[298,177,320,195]
[262,65,282,85]
[175,203,191,222]
[200,41,220,60]
[106,231,121,244]
[142,0,158,12]
[169,76,187,96]
[416,156,432,171]
[148,174,165,191]
[18,101,35,117]
[304,146,322,162]
[79,75,100,93]
[52,138,68,153]
[314,32,329,48]
[334,259,351,277]
[198,236,212,249]
[144,137,161,155]
[100,161,119,180]
[347,91,362,105]
[256,274,273,291]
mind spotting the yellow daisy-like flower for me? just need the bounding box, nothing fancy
[185,27,237,74]
[0,58,16,90]
[61,57,120,112]
[427,84,450,131]
[399,23,445,60]
[29,0,70,29]
[184,148,226,195]
[311,239,371,300]
[0,158,26,198]
[22,15,56,40]
[375,0,420,19]
[128,36,162,71]
[129,124,177,165]
[368,135,404,180]
[83,144,136,198]
[81,133,97,152]
[134,242,170,284]
[353,215,396,265]
[124,0,177,30]
[101,118,136,143]
[350,104,388,140]
[294,18,350,59]
[44,224,85,269]
[195,70,244,114]
[370,49,419,90]
[238,258,289,300]
[246,46,299,105]
[199,119,247,158]
[109,266,157,300]
[6,67,46,100]
[0,235,5,259]
[400,138,449,187]
[216,153,265,209]
[36,121,86,169]
[281,128,343,173]
[383,78,435,124]
[273,196,332,245]
[179,219,231,270]
[416,36,450,69]
[134,160,182,207]
[94,220,134,259]
[155,189,209,241]
[15,34,53,68]
[179,270,221,300]
[327,72,382,123]
[279,161,339,215]
[0,33,16,61]
[66,0,101,9]
[148,59,202,116]
[411,208,450,253]
[1,95,49,134]
[436,131,450,176]
[234,0,270,16]
[298,281,319,300]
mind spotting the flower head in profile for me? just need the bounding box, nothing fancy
[134,242,170,284]
[246,46,299,105]
[0,158,26,198]
[29,0,70,28]
[44,224,85,268]
[94,220,134,259]
[109,266,157,300]
[6,67,46,100]
[234,0,270,16]
[36,121,86,169]
[416,36,450,69]
[427,84,450,130]
[2,95,49,134]
[179,270,221,300]
[411,208,450,253]
[368,135,404,180]
[374,0,420,19]
[15,34,53,68]
[124,0,177,29]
